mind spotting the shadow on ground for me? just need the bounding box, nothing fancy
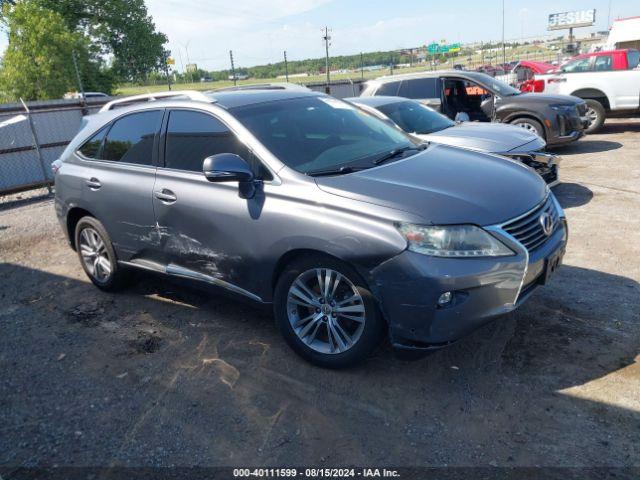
[0,261,638,466]
[553,182,593,209]
[554,139,622,156]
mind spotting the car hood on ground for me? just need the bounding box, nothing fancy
[420,122,545,153]
[314,143,547,226]
[505,92,584,106]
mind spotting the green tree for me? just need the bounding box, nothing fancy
[36,0,168,82]
[0,2,85,100]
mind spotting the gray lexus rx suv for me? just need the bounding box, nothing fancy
[53,89,567,368]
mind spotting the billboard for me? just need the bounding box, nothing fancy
[548,9,596,30]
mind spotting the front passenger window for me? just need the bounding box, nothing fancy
[164,110,272,180]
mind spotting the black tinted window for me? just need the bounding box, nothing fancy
[78,127,107,158]
[165,110,271,179]
[102,111,162,164]
[593,55,613,71]
[398,78,439,99]
[375,81,400,96]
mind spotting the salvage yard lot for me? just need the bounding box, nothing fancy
[1,120,639,467]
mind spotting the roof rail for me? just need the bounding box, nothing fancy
[99,90,212,112]
[209,82,310,93]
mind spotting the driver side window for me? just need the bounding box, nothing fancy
[164,110,271,180]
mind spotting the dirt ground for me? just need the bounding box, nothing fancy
[1,120,639,470]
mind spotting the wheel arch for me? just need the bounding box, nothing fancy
[271,249,350,293]
[570,88,610,110]
[504,113,548,138]
[66,207,95,251]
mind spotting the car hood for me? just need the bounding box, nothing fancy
[314,143,547,226]
[504,92,584,106]
[419,122,545,153]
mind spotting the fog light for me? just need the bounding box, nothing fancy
[437,291,453,306]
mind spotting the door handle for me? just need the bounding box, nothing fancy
[154,189,177,204]
[86,178,101,189]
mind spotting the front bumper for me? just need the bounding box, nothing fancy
[371,210,567,354]
[546,106,586,146]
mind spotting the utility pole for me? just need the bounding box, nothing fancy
[502,0,506,65]
[322,26,331,93]
[390,51,394,76]
[284,50,289,82]
[71,50,85,101]
[360,52,364,80]
[229,50,236,86]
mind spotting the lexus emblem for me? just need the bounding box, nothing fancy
[539,212,554,236]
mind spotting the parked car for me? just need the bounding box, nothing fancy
[360,70,588,147]
[347,96,560,186]
[53,89,567,368]
[528,49,640,133]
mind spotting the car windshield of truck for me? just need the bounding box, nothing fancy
[377,100,455,135]
[231,96,417,175]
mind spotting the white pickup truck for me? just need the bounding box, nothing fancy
[535,49,640,133]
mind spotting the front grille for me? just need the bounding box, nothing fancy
[502,196,559,252]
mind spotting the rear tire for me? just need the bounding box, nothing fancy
[274,255,385,369]
[74,216,125,291]
[584,99,606,134]
[511,117,545,139]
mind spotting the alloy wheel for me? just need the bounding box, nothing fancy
[585,107,598,126]
[517,122,539,134]
[79,227,112,283]
[286,268,366,354]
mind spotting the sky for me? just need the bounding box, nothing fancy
[1,0,639,71]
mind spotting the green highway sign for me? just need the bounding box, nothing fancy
[427,42,461,54]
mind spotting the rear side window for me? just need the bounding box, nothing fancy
[78,127,107,159]
[164,110,271,179]
[398,78,439,99]
[101,111,163,165]
[593,55,613,71]
[627,50,640,69]
[375,81,401,96]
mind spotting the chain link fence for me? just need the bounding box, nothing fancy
[0,98,108,195]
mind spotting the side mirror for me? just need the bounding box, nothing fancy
[203,153,257,199]
[203,153,254,183]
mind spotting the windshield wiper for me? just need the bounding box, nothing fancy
[307,165,367,177]
[373,144,427,165]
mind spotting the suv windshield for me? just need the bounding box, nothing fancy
[377,100,455,135]
[231,96,416,175]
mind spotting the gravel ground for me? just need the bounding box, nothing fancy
[0,120,639,471]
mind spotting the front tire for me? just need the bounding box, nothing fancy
[511,117,545,139]
[75,216,125,291]
[274,255,385,368]
[584,99,606,134]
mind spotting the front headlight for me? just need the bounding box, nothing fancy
[397,223,514,257]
